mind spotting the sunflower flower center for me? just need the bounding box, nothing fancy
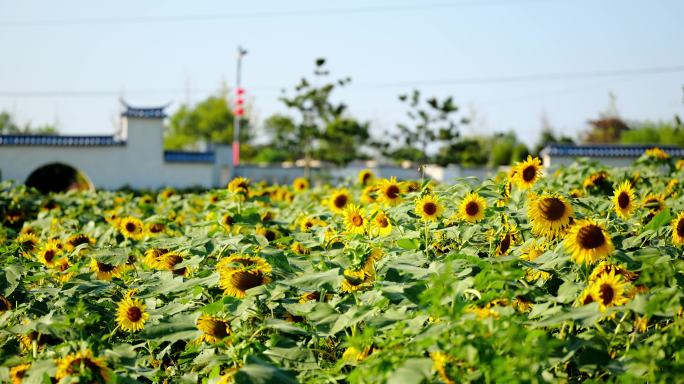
[617,192,630,209]
[677,219,684,237]
[599,283,615,305]
[375,215,389,228]
[67,358,102,376]
[351,214,364,227]
[522,166,537,182]
[465,202,479,216]
[22,240,36,250]
[69,235,90,247]
[577,225,606,249]
[231,271,265,291]
[539,198,566,221]
[97,262,116,272]
[499,234,511,254]
[127,306,142,322]
[205,320,229,338]
[263,230,276,242]
[423,202,437,216]
[385,185,400,199]
[334,195,348,209]
[125,223,137,232]
[582,293,594,305]
[44,250,56,262]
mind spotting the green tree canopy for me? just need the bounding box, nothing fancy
[382,90,467,165]
[273,58,371,166]
[0,111,58,135]
[164,92,250,152]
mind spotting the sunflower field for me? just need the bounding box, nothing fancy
[2,150,684,383]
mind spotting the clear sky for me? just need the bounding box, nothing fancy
[1,0,683,147]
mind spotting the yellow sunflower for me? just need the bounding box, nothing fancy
[218,255,272,298]
[377,177,402,206]
[227,177,250,196]
[146,222,166,236]
[672,212,684,247]
[144,247,169,269]
[38,242,62,267]
[160,188,176,200]
[256,226,279,242]
[197,315,231,343]
[329,188,352,214]
[55,349,113,383]
[291,242,310,255]
[527,194,574,237]
[612,180,636,219]
[589,260,638,282]
[341,268,375,292]
[342,345,372,363]
[583,171,610,192]
[642,194,666,214]
[299,216,325,233]
[643,146,670,160]
[90,258,125,281]
[520,240,551,281]
[10,363,30,384]
[565,219,614,265]
[344,205,368,235]
[590,270,630,311]
[118,217,145,240]
[361,185,378,204]
[358,169,375,186]
[415,195,443,221]
[293,177,309,192]
[514,156,543,189]
[458,192,487,223]
[116,295,149,332]
[16,233,39,258]
[431,352,455,384]
[64,233,94,253]
[158,251,190,276]
[220,213,235,231]
[495,230,517,256]
[371,210,393,237]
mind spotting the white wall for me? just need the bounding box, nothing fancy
[0,116,224,190]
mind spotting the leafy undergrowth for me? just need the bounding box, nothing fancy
[1,151,684,383]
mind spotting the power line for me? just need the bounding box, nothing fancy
[0,64,682,99]
[0,0,554,27]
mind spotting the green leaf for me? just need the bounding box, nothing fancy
[387,358,433,384]
[141,313,200,343]
[397,238,420,250]
[234,360,298,384]
[644,208,671,232]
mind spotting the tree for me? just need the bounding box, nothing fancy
[0,111,58,135]
[252,114,301,163]
[532,114,575,155]
[385,90,467,164]
[277,58,371,168]
[164,90,251,154]
[582,93,629,144]
[619,121,684,146]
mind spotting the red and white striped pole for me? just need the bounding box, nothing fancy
[232,46,247,166]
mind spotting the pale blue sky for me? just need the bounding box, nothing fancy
[1,0,683,147]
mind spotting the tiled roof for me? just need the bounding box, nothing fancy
[121,106,167,119]
[0,135,123,146]
[541,144,684,158]
[163,151,215,163]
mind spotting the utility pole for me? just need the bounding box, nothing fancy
[232,45,248,166]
